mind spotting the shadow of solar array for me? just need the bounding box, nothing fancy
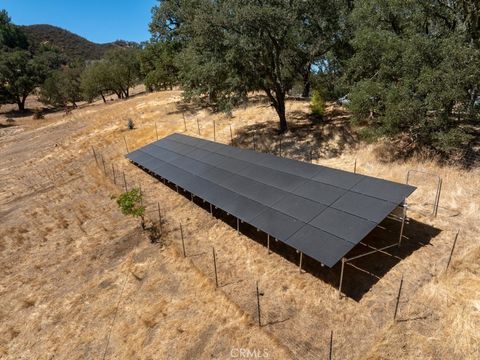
[127,133,416,267]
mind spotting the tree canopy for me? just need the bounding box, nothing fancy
[150,0,340,132]
[346,0,479,155]
[81,47,141,102]
[0,11,62,110]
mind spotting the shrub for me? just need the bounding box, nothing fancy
[32,110,44,120]
[127,118,135,130]
[6,118,15,124]
[310,89,325,118]
[116,187,145,228]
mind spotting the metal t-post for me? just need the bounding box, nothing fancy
[256,281,261,327]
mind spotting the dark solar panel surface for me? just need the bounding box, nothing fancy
[128,133,415,267]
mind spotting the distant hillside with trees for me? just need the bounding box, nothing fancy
[20,24,131,61]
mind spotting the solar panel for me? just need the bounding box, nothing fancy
[127,133,415,268]
[249,207,304,241]
[284,225,355,267]
[308,207,377,244]
[331,192,398,223]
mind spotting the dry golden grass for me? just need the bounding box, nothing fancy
[0,90,478,359]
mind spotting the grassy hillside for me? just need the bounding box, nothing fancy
[0,92,478,359]
[21,24,128,61]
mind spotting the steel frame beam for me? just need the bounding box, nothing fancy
[338,201,408,298]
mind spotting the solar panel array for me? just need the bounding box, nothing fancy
[128,133,415,267]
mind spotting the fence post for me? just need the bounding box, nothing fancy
[123,171,128,192]
[123,136,129,154]
[329,330,333,360]
[155,122,159,140]
[101,155,107,175]
[256,281,262,327]
[212,247,218,288]
[393,275,404,322]
[446,230,459,271]
[434,178,443,217]
[92,147,99,167]
[180,223,186,257]
[230,124,233,146]
[112,163,116,184]
[354,159,357,174]
[157,202,163,235]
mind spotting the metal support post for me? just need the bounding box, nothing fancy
[338,257,345,298]
[298,251,303,273]
[267,234,270,254]
[398,201,407,247]
[237,218,240,234]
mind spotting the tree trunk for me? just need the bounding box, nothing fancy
[264,87,288,132]
[274,92,287,133]
[302,64,312,98]
[17,96,27,111]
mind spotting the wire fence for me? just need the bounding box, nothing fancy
[93,136,462,359]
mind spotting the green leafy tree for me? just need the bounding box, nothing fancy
[0,10,28,50]
[139,40,180,91]
[80,47,141,102]
[345,0,479,156]
[104,47,142,98]
[0,11,62,111]
[116,187,146,229]
[39,64,83,107]
[80,60,111,103]
[150,0,340,132]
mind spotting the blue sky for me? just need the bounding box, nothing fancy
[1,0,158,43]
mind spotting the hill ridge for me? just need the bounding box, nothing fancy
[20,24,129,61]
